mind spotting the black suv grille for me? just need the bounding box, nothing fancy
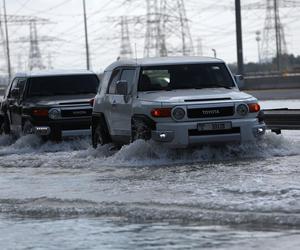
[61,108,92,118]
[187,106,235,119]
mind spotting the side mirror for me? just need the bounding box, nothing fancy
[11,88,20,99]
[234,75,244,89]
[116,80,128,95]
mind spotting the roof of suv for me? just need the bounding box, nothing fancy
[13,69,97,78]
[105,56,224,71]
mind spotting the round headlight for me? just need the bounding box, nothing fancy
[172,107,185,120]
[49,108,61,120]
[236,104,248,116]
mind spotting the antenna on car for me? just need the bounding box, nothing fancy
[134,43,138,65]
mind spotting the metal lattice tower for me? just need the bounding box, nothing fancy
[0,15,51,71]
[119,16,133,59]
[144,0,161,57]
[261,0,287,65]
[144,0,194,57]
[29,20,45,70]
[177,0,194,56]
[0,12,7,72]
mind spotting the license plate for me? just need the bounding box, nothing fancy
[197,122,232,131]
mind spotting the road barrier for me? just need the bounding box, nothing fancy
[244,74,300,90]
[263,109,300,134]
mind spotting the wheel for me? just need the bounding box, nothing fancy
[92,120,110,148]
[131,118,151,142]
[0,116,11,135]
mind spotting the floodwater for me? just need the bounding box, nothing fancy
[0,100,300,250]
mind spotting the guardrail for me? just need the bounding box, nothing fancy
[263,109,300,134]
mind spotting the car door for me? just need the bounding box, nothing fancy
[107,67,136,139]
[8,78,26,130]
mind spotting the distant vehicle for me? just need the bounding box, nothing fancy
[91,56,265,148]
[0,70,100,140]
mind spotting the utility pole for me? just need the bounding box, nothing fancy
[235,0,244,75]
[255,31,261,64]
[3,0,11,80]
[82,0,90,70]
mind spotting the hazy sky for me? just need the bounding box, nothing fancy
[0,0,299,73]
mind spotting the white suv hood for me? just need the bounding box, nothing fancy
[138,88,254,103]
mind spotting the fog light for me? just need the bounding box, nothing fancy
[160,133,166,139]
[49,108,61,120]
[253,127,265,137]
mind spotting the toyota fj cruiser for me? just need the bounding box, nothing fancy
[91,57,265,148]
[0,70,99,140]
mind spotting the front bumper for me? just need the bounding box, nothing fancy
[32,118,91,138]
[151,118,266,148]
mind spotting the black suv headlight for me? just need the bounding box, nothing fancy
[48,108,61,120]
[172,107,186,120]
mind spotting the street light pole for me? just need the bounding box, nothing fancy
[82,0,90,70]
[3,0,11,80]
[235,0,244,75]
[255,31,261,64]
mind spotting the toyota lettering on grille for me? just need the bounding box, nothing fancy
[201,109,220,115]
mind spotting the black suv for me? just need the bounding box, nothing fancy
[0,70,99,140]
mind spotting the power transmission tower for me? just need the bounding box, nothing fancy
[0,15,52,71]
[144,0,161,57]
[119,16,133,59]
[177,0,194,56]
[260,0,287,70]
[29,20,45,70]
[144,0,193,57]
[0,10,7,73]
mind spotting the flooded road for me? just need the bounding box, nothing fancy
[0,100,300,249]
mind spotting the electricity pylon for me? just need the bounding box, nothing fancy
[0,15,51,71]
[119,16,133,59]
[144,0,194,57]
[261,0,287,70]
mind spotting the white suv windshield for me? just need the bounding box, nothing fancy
[138,63,235,91]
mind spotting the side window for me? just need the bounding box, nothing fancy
[17,78,27,98]
[120,69,135,87]
[99,71,110,94]
[108,69,120,94]
[8,78,19,98]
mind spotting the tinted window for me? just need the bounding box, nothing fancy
[108,69,120,94]
[8,78,19,98]
[138,63,234,91]
[17,78,26,97]
[27,75,99,97]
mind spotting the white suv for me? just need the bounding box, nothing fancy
[91,57,265,148]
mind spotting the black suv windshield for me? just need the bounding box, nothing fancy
[138,63,235,91]
[27,74,99,97]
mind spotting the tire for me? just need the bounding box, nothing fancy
[92,119,110,149]
[131,118,151,142]
[0,116,11,135]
